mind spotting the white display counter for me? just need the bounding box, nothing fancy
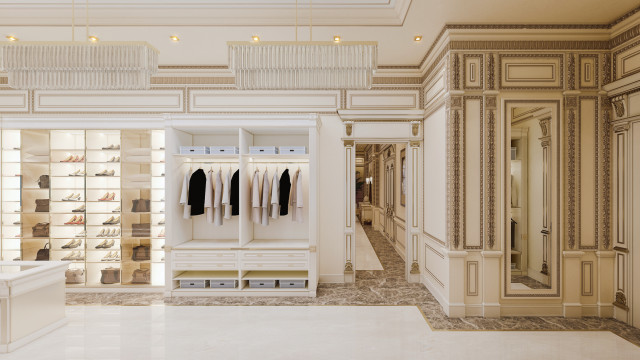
[0,261,68,353]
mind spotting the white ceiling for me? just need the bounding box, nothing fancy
[0,0,638,67]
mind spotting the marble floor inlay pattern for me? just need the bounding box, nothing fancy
[66,225,640,347]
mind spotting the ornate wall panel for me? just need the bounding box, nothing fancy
[33,90,184,113]
[499,54,564,90]
[579,55,599,89]
[467,261,479,296]
[613,40,640,80]
[0,90,29,113]
[582,261,594,296]
[188,90,340,113]
[463,97,483,249]
[346,90,420,109]
[463,54,484,90]
[578,97,599,249]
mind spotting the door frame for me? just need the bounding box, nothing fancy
[344,137,421,283]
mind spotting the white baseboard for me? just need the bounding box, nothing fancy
[465,304,483,316]
[597,303,614,318]
[421,273,450,316]
[483,303,501,318]
[2,317,68,353]
[319,274,345,283]
[500,304,564,316]
[563,303,583,318]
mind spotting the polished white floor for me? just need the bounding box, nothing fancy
[4,306,639,360]
[355,221,384,270]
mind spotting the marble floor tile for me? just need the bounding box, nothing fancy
[5,306,640,360]
[65,225,640,348]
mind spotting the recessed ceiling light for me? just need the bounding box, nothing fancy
[88,36,99,42]
[6,35,18,42]
[252,35,260,42]
[170,35,180,42]
[414,35,422,42]
[333,35,341,43]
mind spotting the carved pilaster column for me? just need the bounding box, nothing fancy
[567,53,576,91]
[564,95,579,250]
[451,53,461,91]
[447,95,463,249]
[539,117,552,276]
[483,94,498,249]
[486,53,496,91]
[344,140,355,281]
[600,96,613,250]
[409,140,421,276]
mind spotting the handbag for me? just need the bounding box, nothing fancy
[35,199,50,212]
[132,223,151,237]
[32,222,50,237]
[131,269,151,284]
[132,245,151,261]
[37,174,50,189]
[36,243,50,261]
[100,268,121,284]
[65,269,85,284]
[131,199,150,213]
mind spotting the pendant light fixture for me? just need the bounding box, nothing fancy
[228,0,378,90]
[0,0,158,90]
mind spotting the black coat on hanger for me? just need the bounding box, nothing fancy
[231,169,240,216]
[188,169,206,216]
[279,169,291,216]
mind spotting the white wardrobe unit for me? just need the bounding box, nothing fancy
[165,116,319,297]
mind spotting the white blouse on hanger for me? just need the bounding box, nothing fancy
[290,169,304,223]
[222,168,232,220]
[270,170,280,219]
[252,170,261,224]
[261,169,270,226]
[179,170,192,219]
[204,170,214,223]
[213,169,224,226]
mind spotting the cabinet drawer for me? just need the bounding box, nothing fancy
[241,261,308,270]
[240,250,308,262]
[173,261,237,271]
[173,250,237,261]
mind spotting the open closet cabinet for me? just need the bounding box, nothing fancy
[166,115,319,297]
[0,127,165,289]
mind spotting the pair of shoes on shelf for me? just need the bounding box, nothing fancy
[62,239,82,249]
[62,193,82,201]
[102,216,120,225]
[157,218,165,225]
[157,229,165,238]
[112,205,121,213]
[101,251,120,261]
[107,156,120,162]
[12,220,21,225]
[95,239,116,249]
[102,144,120,150]
[95,169,116,176]
[72,204,86,212]
[97,228,120,237]
[61,155,85,163]
[13,256,21,261]
[160,256,165,262]
[64,215,84,225]
[75,230,86,237]
[68,169,86,176]
[62,251,84,261]
[98,192,116,201]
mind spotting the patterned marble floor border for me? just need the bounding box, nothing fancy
[66,225,640,347]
